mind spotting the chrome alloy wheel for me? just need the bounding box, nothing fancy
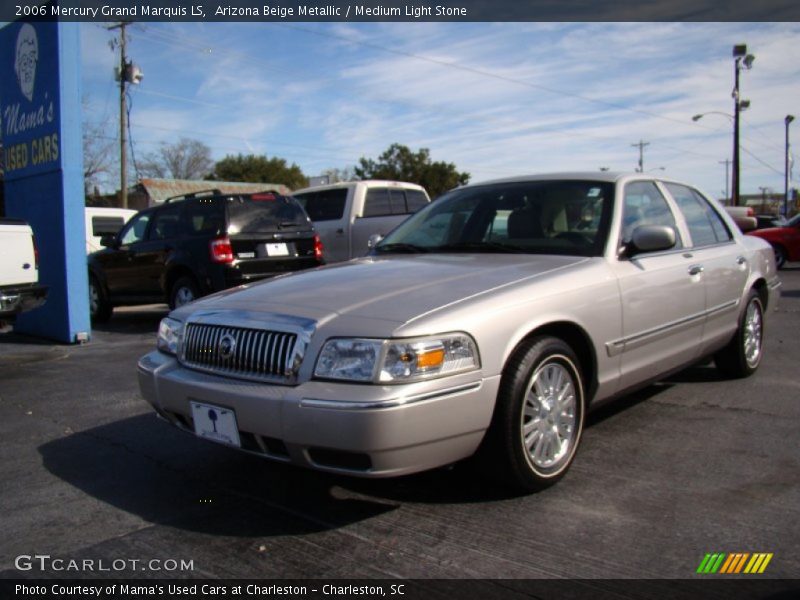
[521,359,578,470]
[743,298,763,368]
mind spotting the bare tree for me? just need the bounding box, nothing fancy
[139,137,214,180]
[321,166,355,183]
[83,118,115,197]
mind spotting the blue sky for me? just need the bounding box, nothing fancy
[80,22,800,198]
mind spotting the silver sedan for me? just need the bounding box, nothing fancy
[138,173,780,491]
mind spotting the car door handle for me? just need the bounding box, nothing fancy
[336,228,344,235]
[688,265,704,276]
[736,256,747,266]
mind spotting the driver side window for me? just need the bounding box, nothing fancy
[622,181,682,249]
[119,213,151,246]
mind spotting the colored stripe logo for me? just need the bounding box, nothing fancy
[696,553,773,574]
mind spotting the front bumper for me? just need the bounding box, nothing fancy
[0,283,48,319]
[138,350,498,477]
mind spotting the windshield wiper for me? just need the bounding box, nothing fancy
[435,241,526,254]
[374,242,430,254]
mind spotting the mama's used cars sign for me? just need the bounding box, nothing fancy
[0,21,90,344]
[1,21,61,180]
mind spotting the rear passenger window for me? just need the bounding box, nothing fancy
[149,205,183,241]
[363,188,392,217]
[294,189,347,222]
[185,200,224,236]
[665,183,732,246]
[622,181,682,249]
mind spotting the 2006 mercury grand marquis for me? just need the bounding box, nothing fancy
[138,173,781,490]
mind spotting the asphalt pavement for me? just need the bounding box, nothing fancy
[0,269,798,581]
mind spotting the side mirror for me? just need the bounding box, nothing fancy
[627,225,676,255]
[735,216,757,233]
[368,233,384,248]
[100,234,117,248]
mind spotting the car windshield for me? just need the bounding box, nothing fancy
[786,213,800,228]
[375,180,615,257]
[226,194,310,234]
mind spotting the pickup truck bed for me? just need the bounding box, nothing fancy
[0,219,48,321]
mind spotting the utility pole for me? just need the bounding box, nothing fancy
[109,22,129,208]
[732,44,755,207]
[786,115,795,217]
[631,140,649,173]
[719,159,731,202]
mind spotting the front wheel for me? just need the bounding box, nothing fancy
[89,275,113,322]
[479,336,585,491]
[715,290,764,378]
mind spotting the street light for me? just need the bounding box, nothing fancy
[692,112,740,204]
[786,115,795,217]
[732,44,755,207]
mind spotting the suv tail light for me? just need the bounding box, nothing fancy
[313,234,324,261]
[32,235,39,269]
[210,236,234,264]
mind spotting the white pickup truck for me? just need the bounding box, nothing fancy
[292,180,430,262]
[0,218,48,327]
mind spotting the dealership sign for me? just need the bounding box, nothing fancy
[0,21,90,343]
[1,22,62,180]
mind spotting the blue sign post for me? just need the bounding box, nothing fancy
[0,21,90,343]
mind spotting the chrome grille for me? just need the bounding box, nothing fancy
[180,323,298,383]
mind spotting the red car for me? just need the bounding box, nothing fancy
[747,213,800,268]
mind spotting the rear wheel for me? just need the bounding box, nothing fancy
[715,289,764,378]
[479,336,585,491]
[88,275,113,322]
[169,276,200,309]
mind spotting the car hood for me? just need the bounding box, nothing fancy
[174,254,589,326]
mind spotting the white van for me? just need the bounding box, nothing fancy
[85,207,136,254]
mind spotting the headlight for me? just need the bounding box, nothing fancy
[314,338,382,382]
[157,317,183,355]
[314,333,479,384]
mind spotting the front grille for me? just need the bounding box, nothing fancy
[180,323,298,383]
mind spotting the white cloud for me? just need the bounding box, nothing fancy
[81,22,800,196]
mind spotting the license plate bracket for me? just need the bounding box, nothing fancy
[190,401,241,448]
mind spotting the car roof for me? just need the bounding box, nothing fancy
[293,180,427,194]
[458,171,708,192]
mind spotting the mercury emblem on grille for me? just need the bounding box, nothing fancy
[218,333,237,360]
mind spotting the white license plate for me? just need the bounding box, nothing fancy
[190,401,241,448]
[265,242,289,257]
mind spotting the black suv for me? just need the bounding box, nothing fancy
[88,190,323,321]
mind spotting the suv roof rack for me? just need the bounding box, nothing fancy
[164,189,222,203]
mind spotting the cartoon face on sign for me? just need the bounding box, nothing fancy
[15,24,38,102]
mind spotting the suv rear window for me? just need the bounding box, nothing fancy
[226,195,310,234]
